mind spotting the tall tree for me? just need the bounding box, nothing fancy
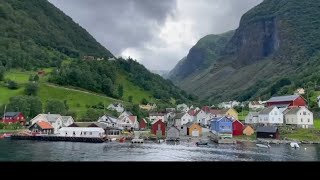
[6,96,42,119]
[118,84,124,98]
[0,65,5,81]
[24,82,39,96]
[45,100,67,114]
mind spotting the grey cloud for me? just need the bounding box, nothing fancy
[48,0,262,70]
[49,0,177,54]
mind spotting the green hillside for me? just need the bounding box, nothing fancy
[0,0,192,114]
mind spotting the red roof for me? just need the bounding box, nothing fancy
[201,106,211,113]
[128,116,137,124]
[188,109,196,116]
[37,121,54,129]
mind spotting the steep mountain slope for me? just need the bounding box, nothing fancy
[0,0,192,107]
[0,0,114,69]
[169,0,320,104]
[169,31,235,82]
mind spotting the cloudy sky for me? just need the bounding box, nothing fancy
[49,0,262,71]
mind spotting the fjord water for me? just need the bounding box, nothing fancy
[0,140,319,161]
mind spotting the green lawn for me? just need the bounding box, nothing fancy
[0,86,24,105]
[314,119,320,130]
[39,83,117,118]
[4,70,33,84]
[118,75,154,104]
[283,129,320,141]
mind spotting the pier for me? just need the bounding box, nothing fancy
[11,135,105,143]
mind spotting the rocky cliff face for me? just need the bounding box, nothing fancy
[168,0,320,103]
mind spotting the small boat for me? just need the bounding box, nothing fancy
[196,141,208,146]
[110,138,117,142]
[256,143,271,149]
[119,137,126,143]
[2,133,12,138]
[290,142,300,149]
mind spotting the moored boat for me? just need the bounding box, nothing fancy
[290,142,300,149]
[256,143,271,148]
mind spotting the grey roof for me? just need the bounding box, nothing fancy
[267,95,300,103]
[4,112,20,117]
[167,126,180,131]
[259,107,275,115]
[249,112,259,117]
[278,108,288,113]
[183,122,194,128]
[61,116,72,124]
[69,122,98,127]
[256,126,278,133]
[46,114,61,123]
[285,107,301,115]
[175,113,186,119]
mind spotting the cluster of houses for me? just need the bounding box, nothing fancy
[0,93,316,141]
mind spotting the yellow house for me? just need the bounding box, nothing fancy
[243,126,254,136]
[139,103,157,111]
[186,123,202,137]
[225,108,238,120]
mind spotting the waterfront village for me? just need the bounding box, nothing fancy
[1,93,320,145]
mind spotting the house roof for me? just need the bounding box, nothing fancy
[37,121,54,129]
[233,119,244,126]
[59,127,105,132]
[256,126,278,133]
[210,109,228,115]
[250,101,262,106]
[267,95,300,103]
[151,119,164,125]
[188,108,196,116]
[68,122,98,127]
[61,116,72,124]
[141,118,147,123]
[285,107,302,115]
[210,116,233,122]
[175,113,186,119]
[194,110,203,116]
[46,114,62,123]
[278,108,288,114]
[100,115,119,124]
[184,122,196,128]
[259,107,275,115]
[128,116,137,124]
[149,113,165,116]
[3,112,20,118]
[249,112,259,117]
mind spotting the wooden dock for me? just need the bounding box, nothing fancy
[11,135,105,143]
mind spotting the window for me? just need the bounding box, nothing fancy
[275,112,278,115]
[301,119,303,123]
[181,127,183,130]
[90,132,92,135]
[84,132,86,135]
[303,112,307,115]
[308,119,310,123]
[158,124,161,130]
[73,131,75,136]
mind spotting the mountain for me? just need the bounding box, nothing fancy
[169,31,235,82]
[0,0,192,108]
[169,0,320,104]
[151,70,170,79]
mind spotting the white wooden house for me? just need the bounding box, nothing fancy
[98,115,119,128]
[284,107,314,129]
[245,112,259,124]
[174,113,193,127]
[176,104,189,113]
[258,107,283,125]
[149,113,166,123]
[58,127,106,138]
[107,103,124,113]
[30,114,74,134]
[194,110,206,123]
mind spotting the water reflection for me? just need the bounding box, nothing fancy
[0,140,320,161]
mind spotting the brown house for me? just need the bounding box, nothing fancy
[185,122,202,137]
[243,125,255,136]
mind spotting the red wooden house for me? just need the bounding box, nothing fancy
[151,119,166,136]
[232,120,244,136]
[1,112,26,125]
[139,118,148,130]
[266,95,307,108]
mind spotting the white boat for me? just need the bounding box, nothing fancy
[256,143,271,148]
[290,142,300,149]
[111,138,117,142]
